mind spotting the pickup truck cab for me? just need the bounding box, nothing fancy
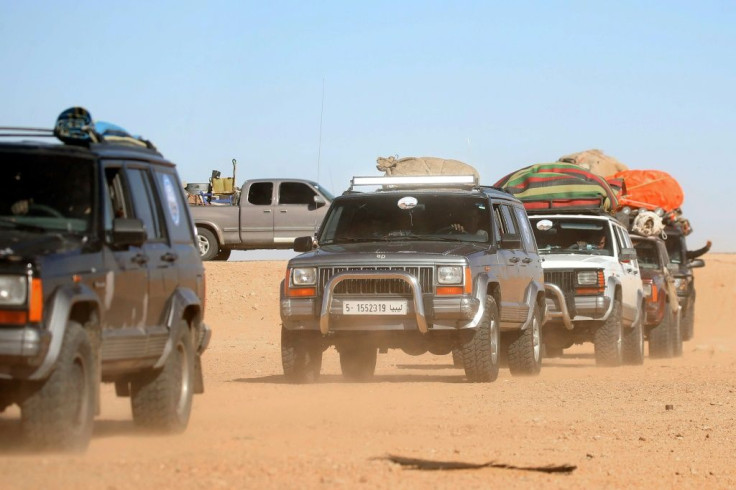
[190,179,333,260]
[529,211,645,366]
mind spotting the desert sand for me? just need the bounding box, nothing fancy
[1,254,734,489]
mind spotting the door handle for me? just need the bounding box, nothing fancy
[263,209,272,213]
[132,253,149,265]
[522,257,533,264]
[280,210,288,213]
[161,252,178,263]
[509,256,520,264]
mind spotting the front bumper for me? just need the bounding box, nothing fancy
[0,326,51,379]
[544,283,611,329]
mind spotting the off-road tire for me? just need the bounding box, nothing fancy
[339,344,377,381]
[593,298,623,367]
[461,296,500,383]
[196,227,219,261]
[131,323,194,432]
[507,305,542,376]
[20,322,95,451]
[281,328,323,383]
[648,306,673,358]
[681,301,695,341]
[213,248,231,261]
[451,348,464,368]
[622,302,645,365]
[672,309,683,357]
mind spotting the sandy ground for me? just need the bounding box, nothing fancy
[1,254,735,489]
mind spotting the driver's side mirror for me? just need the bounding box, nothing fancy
[293,236,316,252]
[688,258,705,268]
[112,218,147,247]
[500,233,522,250]
[313,196,327,208]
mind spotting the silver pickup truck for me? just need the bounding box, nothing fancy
[190,178,333,260]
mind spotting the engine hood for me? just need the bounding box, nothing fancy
[291,241,487,264]
[0,230,84,263]
[540,253,617,270]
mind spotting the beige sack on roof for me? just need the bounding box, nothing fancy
[558,149,628,178]
[376,156,480,180]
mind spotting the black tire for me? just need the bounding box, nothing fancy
[622,302,645,365]
[213,248,231,261]
[593,298,623,367]
[131,323,194,432]
[281,328,323,383]
[507,305,543,376]
[648,306,673,358]
[461,296,501,383]
[681,301,695,341]
[339,344,377,381]
[451,348,464,368]
[20,322,96,452]
[196,227,219,261]
[672,308,683,357]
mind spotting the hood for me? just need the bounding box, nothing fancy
[291,241,486,264]
[540,253,616,270]
[0,230,84,262]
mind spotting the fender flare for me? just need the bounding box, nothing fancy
[194,221,225,248]
[520,278,546,331]
[29,284,102,380]
[153,287,204,369]
[459,271,500,329]
[602,276,623,319]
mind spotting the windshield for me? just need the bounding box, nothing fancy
[530,217,613,256]
[664,234,685,264]
[633,240,661,269]
[319,193,491,245]
[0,152,95,233]
[313,184,335,202]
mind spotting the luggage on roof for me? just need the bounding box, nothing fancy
[494,162,619,212]
[610,169,684,213]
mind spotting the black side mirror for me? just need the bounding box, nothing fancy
[313,196,327,208]
[688,258,705,268]
[500,233,522,250]
[112,218,147,247]
[293,236,316,252]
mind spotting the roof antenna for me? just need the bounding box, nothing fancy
[317,78,325,183]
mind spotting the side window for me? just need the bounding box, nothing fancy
[491,205,503,242]
[513,206,537,253]
[104,166,131,241]
[613,226,626,254]
[154,170,194,243]
[248,182,273,205]
[499,205,518,235]
[279,182,316,205]
[126,167,165,241]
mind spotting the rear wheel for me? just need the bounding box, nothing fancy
[594,298,623,367]
[131,323,194,432]
[672,308,683,357]
[339,344,377,381]
[622,302,645,365]
[196,227,219,261]
[507,305,542,376]
[20,322,96,451]
[462,296,500,383]
[648,307,673,358]
[681,301,695,341]
[281,328,323,383]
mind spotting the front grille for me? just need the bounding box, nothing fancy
[544,270,576,317]
[319,266,434,295]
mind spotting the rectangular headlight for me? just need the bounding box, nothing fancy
[291,267,317,286]
[438,266,463,285]
[0,276,27,306]
[577,271,599,286]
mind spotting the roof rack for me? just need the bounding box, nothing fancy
[348,175,478,192]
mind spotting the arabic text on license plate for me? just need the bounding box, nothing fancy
[343,300,407,315]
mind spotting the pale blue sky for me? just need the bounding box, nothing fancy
[2,1,733,251]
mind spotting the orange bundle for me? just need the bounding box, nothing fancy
[610,170,684,212]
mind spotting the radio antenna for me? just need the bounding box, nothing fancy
[317,78,325,182]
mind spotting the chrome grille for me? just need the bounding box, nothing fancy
[319,266,434,295]
[544,270,576,316]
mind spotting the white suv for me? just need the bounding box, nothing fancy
[529,212,645,366]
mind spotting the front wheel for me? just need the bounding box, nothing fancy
[507,305,543,376]
[648,307,673,358]
[281,328,323,383]
[681,300,694,341]
[594,298,623,367]
[622,302,645,365]
[461,296,500,383]
[196,227,219,261]
[131,322,195,432]
[20,322,96,451]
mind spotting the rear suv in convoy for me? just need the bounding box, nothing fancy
[663,226,704,341]
[0,108,209,451]
[529,211,645,366]
[279,175,546,383]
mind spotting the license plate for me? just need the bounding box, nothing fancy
[342,300,408,315]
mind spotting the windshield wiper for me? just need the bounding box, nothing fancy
[0,217,47,232]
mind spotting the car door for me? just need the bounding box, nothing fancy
[513,204,543,288]
[494,203,526,318]
[274,181,329,244]
[240,181,275,246]
[613,224,641,314]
